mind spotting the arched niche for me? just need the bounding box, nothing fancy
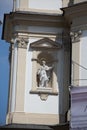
[30,38,62,100]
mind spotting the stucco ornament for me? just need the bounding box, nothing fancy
[37,60,54,88]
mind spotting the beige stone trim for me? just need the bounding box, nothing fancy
[32,50,37,90]
[52,63,58,93]
[19,0,28,9]
[15,47,27,111]
[7,112,59,125]
[6,112,13,124]
[28,34,56,38]
[16,33,58,39]
[62,0,69,7]
[72,41,80,86]
[16,8,62,14]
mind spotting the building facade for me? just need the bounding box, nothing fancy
[2,0,87,129]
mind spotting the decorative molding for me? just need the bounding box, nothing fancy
[40,94,48,101]
[71,24,87,31]
[70,30,82,43]
[3,11,67,43]
[30,37,62,50]
[30,87,58,101]
[16,37,29,48]
[15,8,62,15]
[28,33,62,39]
[6,112,59,125]
[11,35,29,49]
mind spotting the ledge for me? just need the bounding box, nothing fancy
[30,87,58,95]
[0,122,69,130]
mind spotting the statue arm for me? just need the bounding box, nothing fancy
[48,65,54,70]
[37,69,41,75]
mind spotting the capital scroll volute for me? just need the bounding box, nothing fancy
[16,37,29,48]
[70,30,82,43]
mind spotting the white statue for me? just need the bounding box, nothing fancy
[37,60,53,87]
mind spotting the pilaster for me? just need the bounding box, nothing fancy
[70,30,82,86]
[62,2,87,86]
[15,35,29,112]
[10,40,18,113]
[6,38,18,124]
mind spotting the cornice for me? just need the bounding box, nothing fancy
[62,2,87,25]
[10,11,67,28]
[2,11,68,43]
[71,24,87,32]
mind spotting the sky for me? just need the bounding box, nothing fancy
[0,0,13,126]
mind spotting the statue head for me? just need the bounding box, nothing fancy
[42,60,46,66]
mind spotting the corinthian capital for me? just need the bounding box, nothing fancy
[11,37,29,48]
[16,37,29,48]
[70,30,82,43]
